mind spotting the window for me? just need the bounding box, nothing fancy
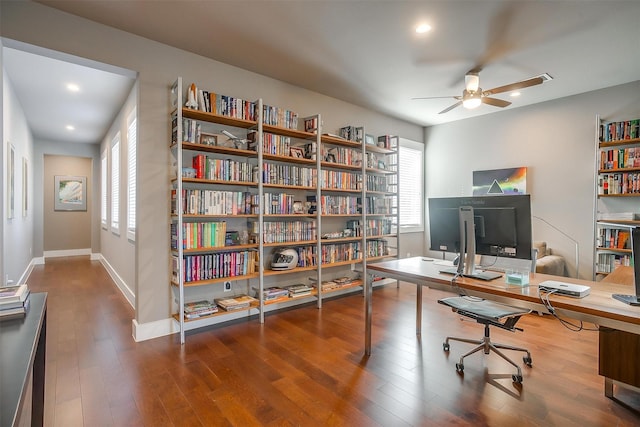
[101,150,108,229]
[111,132,121,234]
[127,109,137,241]
[399,138,424,233]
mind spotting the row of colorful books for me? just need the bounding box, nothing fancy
[322,146,362,166]
[597,228,631,250]
[191,154,255,182]
[0,284,30,320]
[255,284,315,300]
[309,195,361,215]
[367,239,390,257]
[248,131,293,156]
[597,172,640,195]
[172,250,258,283]
[249,220,317,244]
[261,163,317,187]
[599,119,640,142]
[321,170,362,191]
[345,219,393,236]
[172,189,254,216]
[365,175,390,192]
[186,84,258,121]
[596,253,631,274]
[363,196,394,215]
[171,221,228,250]
[320,242,362,264]
[599,147,640,170]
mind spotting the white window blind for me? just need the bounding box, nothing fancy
[111,132,121,234]
[127,109,137,241]
[399,138,424,233]
[101,150,108,228]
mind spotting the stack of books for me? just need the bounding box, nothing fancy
[183,300,218,319]
[216,295,257,311]
[0,284,31,320]
[319,277,359,292]
[254,286,289,302]
[285,284,314,298]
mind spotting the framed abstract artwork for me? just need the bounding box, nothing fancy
[54,175,87,211]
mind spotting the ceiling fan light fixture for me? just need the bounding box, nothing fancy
[462,90,482,109]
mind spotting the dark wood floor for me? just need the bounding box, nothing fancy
[27,257,640,426]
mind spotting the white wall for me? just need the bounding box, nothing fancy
[2,67,34,284]
[100,82,137,305]
[424,81,640,279]
[0,2,424,335]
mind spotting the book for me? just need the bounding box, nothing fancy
[216,295,257,311]
[0,284,29,304]
[0,294,30,320]
[183,300,218,319]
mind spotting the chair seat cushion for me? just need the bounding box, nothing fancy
[438,296,531,321]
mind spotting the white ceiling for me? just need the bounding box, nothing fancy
[6,0,640,144]
[3,45,136,144]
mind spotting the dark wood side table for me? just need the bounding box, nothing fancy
[0,292,47,427]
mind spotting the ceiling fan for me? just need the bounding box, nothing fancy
[413,72,551,114]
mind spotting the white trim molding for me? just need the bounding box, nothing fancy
[43,248,91,259]
[96,254,135,307]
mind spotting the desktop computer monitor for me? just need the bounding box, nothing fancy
[612,226,640,305]
[428,195,532,260]
[427,195,532,281]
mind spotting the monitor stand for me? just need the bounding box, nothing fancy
[439,266,502,281]
[612,294,640,306]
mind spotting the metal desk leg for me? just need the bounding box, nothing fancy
[416,284,422,336]
[365,271,373,356]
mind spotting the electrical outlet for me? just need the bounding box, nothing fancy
[223,281,232,292]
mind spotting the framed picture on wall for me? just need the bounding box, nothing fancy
[22,157,28,217]
[7,144,14,219]
[54,175,87,211]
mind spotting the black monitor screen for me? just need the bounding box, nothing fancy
[428,195,532,260]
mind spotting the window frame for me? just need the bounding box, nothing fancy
[126,109,137,241]
[111,132,121,235]
[398,138,425,234]
[101,149,108,229]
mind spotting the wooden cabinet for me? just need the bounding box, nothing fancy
[170,78,400,342]
[594,116,640,279]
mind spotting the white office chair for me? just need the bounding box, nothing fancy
[439,296,533,383]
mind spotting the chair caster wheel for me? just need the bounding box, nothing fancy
[523,356,532,366]
[456,363,464,373]
[512,374,523,384]
[443,343,450,352]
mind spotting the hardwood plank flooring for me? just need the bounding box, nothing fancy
[26,256,640,426]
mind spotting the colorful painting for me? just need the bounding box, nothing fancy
[473,167,527,195]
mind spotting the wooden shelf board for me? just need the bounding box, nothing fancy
[320,161,362,171]
[181,177,258,187]
[321,259,363,268]
[262,124,316,140]
[367,234,397,239]
[320,237,361,243]
[174,244,259,254]
[176,214,259,219]
[181,142,257,157]
[262,183,316,191]
[364,145,396,154]
[320,213,361,217]
[263,265,318,276]
[598,193,640,198]
[597,219,640,226]
[598,167,640,173]
[596,247,632,254]
[321,134,362,148]
[182,108,257,128]
[365,168,396,175]
[320,280,363,294]
[264,292,318,305]
[171,273,260,287]
[320,187,363,193]
[263,153,316,165]
[262,213,317,218]
[599,138,640,148]
[262,240,318,247]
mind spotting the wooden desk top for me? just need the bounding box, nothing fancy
[367,257,640,329]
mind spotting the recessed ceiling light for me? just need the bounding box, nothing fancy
[66,125,75,131]
[415,23,432,34]
[510,92,521,97]
[66,83,80,92]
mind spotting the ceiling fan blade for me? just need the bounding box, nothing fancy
[483,76,544,96]
[482,97,511,108]
[439,101,463,114]
[412,96,459,100]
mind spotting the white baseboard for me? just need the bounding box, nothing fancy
[96,254,135,308]
[32,257,45,265]
[43,248,91,258]
[132,318,178,342]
